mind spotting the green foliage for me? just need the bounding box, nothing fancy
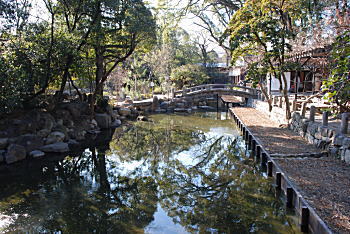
[170,64,209,89]
[322,30,350,112]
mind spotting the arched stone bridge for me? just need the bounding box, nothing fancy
[174,84,260,99]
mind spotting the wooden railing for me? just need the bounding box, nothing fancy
[174,84,260,97]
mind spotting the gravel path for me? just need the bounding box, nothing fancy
[231,107,322,155]
[275,158,350,234]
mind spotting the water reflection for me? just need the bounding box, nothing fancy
[0,112,298,233]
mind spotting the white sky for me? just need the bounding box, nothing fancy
[29,0,225,55]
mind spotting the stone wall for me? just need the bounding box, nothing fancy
[289,112,350,163]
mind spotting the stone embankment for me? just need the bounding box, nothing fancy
[289,111,350,164]
[0,94,219,165]
[0,100,142,165]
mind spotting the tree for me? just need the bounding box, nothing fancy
[190,0,243,65]
[229,0,307,119]
[322,30,350,113]
[171,64,209,89]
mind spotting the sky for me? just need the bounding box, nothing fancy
[29,0,225,56]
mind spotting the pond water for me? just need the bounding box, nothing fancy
[0,112,299,233]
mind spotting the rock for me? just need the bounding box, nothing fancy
[40,113,56,131]
[342,137,350,148]
[176,102,185,108]
[40,142,69,153]
[333,134,345,146]
[306,123,318,136]
[344,150,350,163]
[137,116,148,121]
[329,147,339,158]
[64,119,75,128]
[16,134,44,153]
[174,108,188,112]
[155,108,167,113]
[68,139,80,150]
[111,119,122,128]
[46,131,65,145]
[5,144,26,164]
[0,138,8,150]
[91,119,99,129]
[52,124,68,140]
[95,113,111,129]
[37,129,51,138]
[111,110,120,121]
[198,106,215,110]
[56,119,64,126]
[314,132,322,140]
[118,107,132,117]
[30,150,45,158]
[159,102,169,109]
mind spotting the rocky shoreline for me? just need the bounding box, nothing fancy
[0,93,229,165]
[0,100,133,165]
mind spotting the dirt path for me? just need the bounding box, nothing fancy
[231,107,322,155]
[231,107,350,233]
[276,158,350,234]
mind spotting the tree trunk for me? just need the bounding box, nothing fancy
[281,72,291,119]
[259,82,273,111]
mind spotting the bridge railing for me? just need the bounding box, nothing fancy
[174,84,260,97]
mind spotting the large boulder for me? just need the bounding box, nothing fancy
[95,113,111,129]
[51,124,68,140]
[16,134,44,153]
[45,131,65,145]
[38,113,56,132]
[0,138,8,150]
[37,129,51,138]
[40,142,69,153]
[5,144,26,164]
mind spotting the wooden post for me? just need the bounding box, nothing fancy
[340,113,349,134]
[248,135,252,149]
[286,187,293,208]
[216,94,219,112]
[322,111,329,126]
[292,100,297,111]
[301,102,307,118]
[256,145,261,160]
[276,172,282,190]
[261,152,267,168]
[267,161,273,177]
[278,97,283,108]
[251,139,256,155]
[309,105,316,122]
[245,130,249,142]
[301,206,309,233]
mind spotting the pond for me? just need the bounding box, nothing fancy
[0,112,299,233]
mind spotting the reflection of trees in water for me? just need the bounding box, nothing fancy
[110,121,208,163]
[0,143,158,233]
[158,136,293,233]
[0,118,295,233]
